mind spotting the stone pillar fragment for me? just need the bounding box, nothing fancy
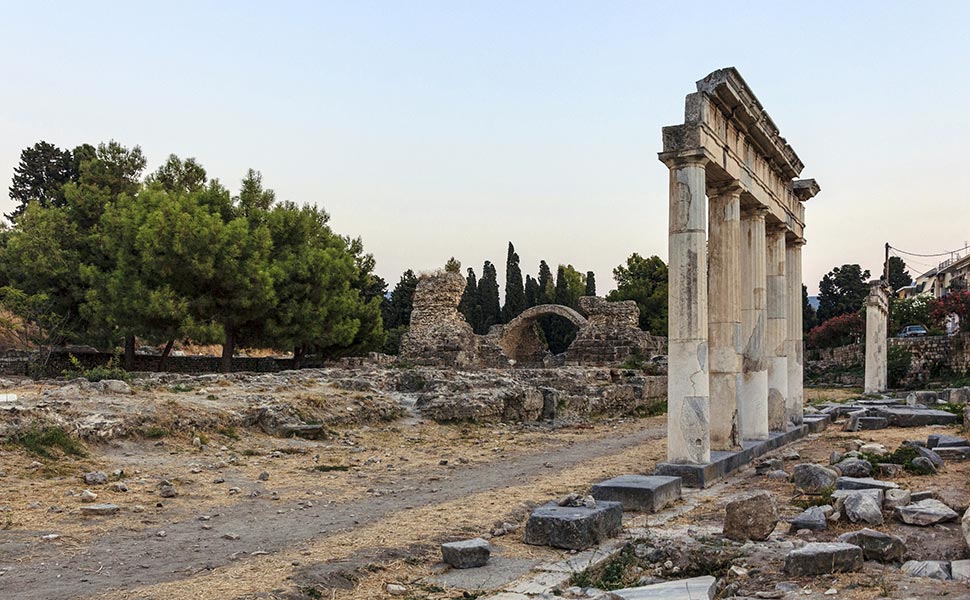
[785,238,805,426]
[707,183,742,450]
[665,156,710,464]
[766,223,789,432]
[739,206,769,440]
[864,283,890,393]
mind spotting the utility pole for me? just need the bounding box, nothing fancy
[884,243,890,286]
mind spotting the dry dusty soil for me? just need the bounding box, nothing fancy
[0,378,968,600]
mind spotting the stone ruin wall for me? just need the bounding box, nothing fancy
[807,332,970,387]
[399,272,667,368]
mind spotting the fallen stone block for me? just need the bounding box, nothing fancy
[883,489,912,511]
[590,475,681,513]
[951,559,970,582]
[835,477,898,492]
[842,491,883,525]
[962,507,970,550]
[876,463,903,478]
[927,434,969,448]
[833,458,872,478]
[792,464,838,494]
[872,406,959,427]
[934,446,970,460]
[441,538,490,569]
[901,560,951,580]
[789,505,828,532]
[857,416,889,430]
[833,488,884,509]
[914,445,945,469]
[723,491,778,541]
[837,528,905,562]
[911,491,938,502]
[895,499,959,526]
[80,503,120,516]
[524,501,622,550]
[946,387,970,405]
[608,575,715,599]
[784,542,863,576]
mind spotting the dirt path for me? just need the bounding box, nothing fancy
[0,425,665,599]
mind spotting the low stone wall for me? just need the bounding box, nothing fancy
[807,333,970,387]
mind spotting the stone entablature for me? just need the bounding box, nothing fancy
[661,68,814,239]
[660,67,820,465]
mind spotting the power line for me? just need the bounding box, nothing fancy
[888,242,970,259]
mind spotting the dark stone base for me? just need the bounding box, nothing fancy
[590,475,682,513]
[524,501,623,550]
[871,406,959,427]
[655,421,824,489]
[858,416,889,430]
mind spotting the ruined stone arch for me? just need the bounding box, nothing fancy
[489,304,588,364]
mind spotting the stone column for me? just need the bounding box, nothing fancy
[785,237,805,426]
[739,206,769,440]
[665,156,710,464]
[707,183,742,450]
[864,283,890,393]
[765,223,789,432]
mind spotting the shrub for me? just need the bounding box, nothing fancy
[61,353,130,382]
[807,312,864,349]
[10,426,86,458]
[930,290,970,330]
[887,345,912,388]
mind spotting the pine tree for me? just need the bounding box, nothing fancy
[384,269,418,329]
[537,260,554,304]
[444,256,461,273]
[524,275,539,308]
[503,242,526,322]
[478,261,502,333]
[459,267,481,332]
[585,271,596,297]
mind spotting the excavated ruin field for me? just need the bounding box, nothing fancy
[0,372,968,600]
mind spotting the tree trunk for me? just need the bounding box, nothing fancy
[293,345,304,370]
[158,338,175,371]
[124,335,136,370]
[221,329,235,373]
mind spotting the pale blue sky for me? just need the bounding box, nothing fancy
[1,1,968,294]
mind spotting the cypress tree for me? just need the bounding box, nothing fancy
[459,267,481,332]
[537,260,554,304]
[524,275,539,308]
[503,242,526,322]
[554,265,570,305]
[585,271,596,297]
[478,261,502,333]
[384,269,418,329]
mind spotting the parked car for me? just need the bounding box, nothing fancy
[898,325,928,338]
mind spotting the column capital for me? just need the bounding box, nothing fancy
[766,221,789,236]
[660,153,708,170]
[707,180,744,199]
[741,205,769,219]
[786,236,807,247]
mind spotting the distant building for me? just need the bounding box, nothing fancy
[912,252,970,298]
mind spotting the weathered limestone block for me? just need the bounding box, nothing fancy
[400,272,481,367]
[837,528,905,562]
[440,538,490,569]
[895,499,959,526]
[723,491,778,541]
[901,560,951,580]
[791,463,838,494]
[524,500,622,550]
[784,542,863,575]
[590,475,681,513]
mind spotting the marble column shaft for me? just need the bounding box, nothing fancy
[739,206,769,440]
[765,224,789,432]
[864,284,889,393]
[665,157,710,464]
[785,238,805,426]
[707,184,742,450]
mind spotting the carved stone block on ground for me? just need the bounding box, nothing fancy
[837,528,905,562]
[441,538,490,569]
[723,491,778,541]
[590,475,681,513]
[784,542,863,575]
[523,501,622,550]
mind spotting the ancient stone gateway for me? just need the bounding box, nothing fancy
[659,68,820,465]
[490,304,588,364]
[864,282,890,393]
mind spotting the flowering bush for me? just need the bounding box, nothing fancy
[930,291,970,329]
[807,312,864,349]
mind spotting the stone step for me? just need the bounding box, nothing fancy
[590,475,681,513]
